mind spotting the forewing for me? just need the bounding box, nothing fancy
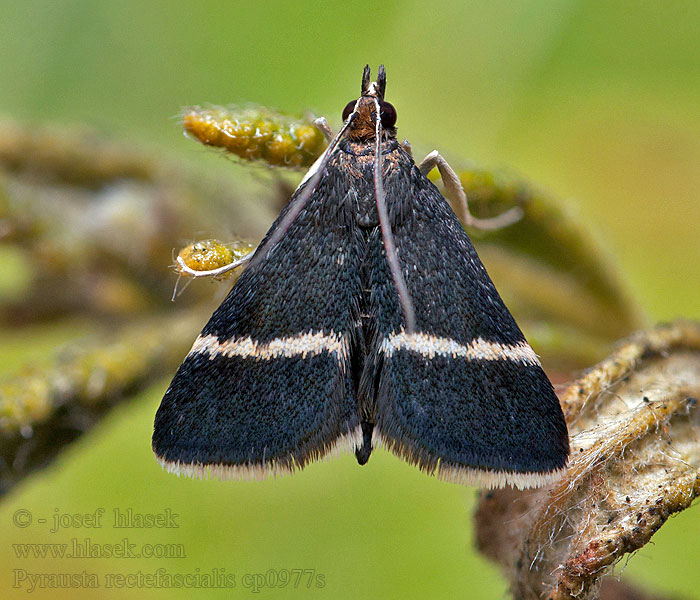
[366,172,569,488]
[153,176,364,478]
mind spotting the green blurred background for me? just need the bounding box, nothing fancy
[0,1,699,598]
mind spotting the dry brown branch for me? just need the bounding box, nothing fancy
[475,321,700,600]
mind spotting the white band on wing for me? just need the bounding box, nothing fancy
[188,331,348,361]
[380,332,540,365]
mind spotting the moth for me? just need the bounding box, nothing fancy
[153,65,569,489]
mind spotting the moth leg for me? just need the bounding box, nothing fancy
[313,117,334,142]
[418,150,523,230]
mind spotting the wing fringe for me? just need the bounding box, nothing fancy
[154,425,363,481]
[373,430,566,490]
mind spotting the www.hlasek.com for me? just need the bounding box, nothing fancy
[13,538,185,559]
[13,568,327,593]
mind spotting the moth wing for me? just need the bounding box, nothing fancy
[153,181,364,479]
[365,175,569,489]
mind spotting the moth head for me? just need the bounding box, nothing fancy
[342,64,397,140]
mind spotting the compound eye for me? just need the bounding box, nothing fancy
[380,101,397,128]
[342,99,357,121]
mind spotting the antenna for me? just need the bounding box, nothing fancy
[370,67,416,332]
